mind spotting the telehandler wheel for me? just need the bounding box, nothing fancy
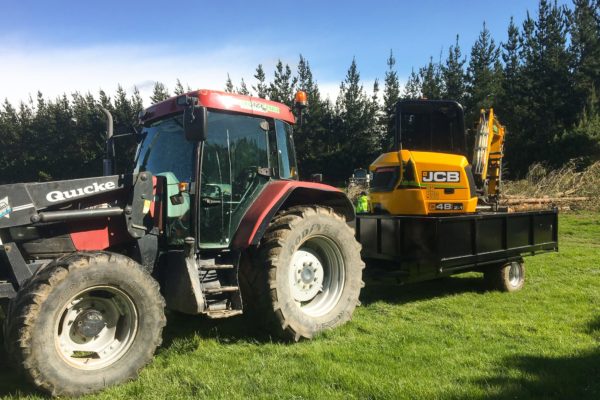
[484,260,525,292]
[3,252,166,397]
[240,206,364,341]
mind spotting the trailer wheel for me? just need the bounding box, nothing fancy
[3,252,166,397]
[484,261,525,292]
[240,206,364,341]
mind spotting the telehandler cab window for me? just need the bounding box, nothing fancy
[397,102,466,156]
[371,167,400,192]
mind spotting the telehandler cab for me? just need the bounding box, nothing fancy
[0,90,364,396]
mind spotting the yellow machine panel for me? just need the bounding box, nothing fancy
[472,108,506,199]
[369,150,478,215]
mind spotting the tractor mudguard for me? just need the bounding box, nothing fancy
[231,180,354,250]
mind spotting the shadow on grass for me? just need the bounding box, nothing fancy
[360,273,487,306]
[464,350,600,399]
[162,274,491,349]
[461,316,600,400]
[0,275,533,398]
[160,311,278,350]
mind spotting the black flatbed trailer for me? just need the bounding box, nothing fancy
[354,209,558,283]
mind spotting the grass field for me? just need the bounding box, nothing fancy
[1,212,598,399]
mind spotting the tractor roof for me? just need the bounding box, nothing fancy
[141,89,296,125]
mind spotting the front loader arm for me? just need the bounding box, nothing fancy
[0,172,155,299]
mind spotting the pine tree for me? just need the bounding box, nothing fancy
[502,18,521,87]
[508,1,575,173]
[236,78,251,95]
[465,22,503,126]
[224,74,234,93]
[368,79,383,153]
[174,79,185,95]
[382,50,400,150]
[497,17,523,136]
[570,0,600,117]
[253,64,269,99]
[442,35,466,103]
[0,99,23,183]
[131,86,144,114]
[420,57,443,99]
[113,85,139,172]
[334,58,379,177]
[99,90,112,110]
[403,68,421,99]
[114,85,133,137]
[293,54,340,178]
[467,23,501,109]
[150,82,170,104]
[269,60,297,106]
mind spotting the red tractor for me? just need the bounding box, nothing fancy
[0,90,364,396]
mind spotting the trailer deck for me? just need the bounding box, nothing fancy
[354,209,558,282]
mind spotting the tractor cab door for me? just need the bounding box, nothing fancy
[198,111,272,249]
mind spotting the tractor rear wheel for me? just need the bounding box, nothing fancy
[484,260,525,292]
[3,252,166,397]
[241,206,364,341]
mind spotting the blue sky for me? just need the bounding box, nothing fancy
[0,0,571,105]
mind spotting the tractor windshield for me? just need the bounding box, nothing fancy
[134,115,194,183]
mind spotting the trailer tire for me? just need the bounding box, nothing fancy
[484,260,525,292]
[240,206,364,341]
[3,252,166,397]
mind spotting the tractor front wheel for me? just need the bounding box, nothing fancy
[241,206,364,341]
[3,252,166,397]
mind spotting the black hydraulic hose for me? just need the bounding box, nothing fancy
[34,207,124,223]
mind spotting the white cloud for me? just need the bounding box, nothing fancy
[0,41,293,106]
[0,41,404,109]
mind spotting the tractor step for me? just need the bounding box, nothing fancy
[205,309,243,319]
[199,264,235,270]
[202,285,240,294]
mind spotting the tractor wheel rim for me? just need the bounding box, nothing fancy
[289,235,345,317]
[508,262,522,286]
[54,285,138,370]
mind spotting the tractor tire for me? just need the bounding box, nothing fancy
[240,206,364,341]
[3,252,166,397]
[484,260,525,292]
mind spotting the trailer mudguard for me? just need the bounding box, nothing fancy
[231,181,354,250]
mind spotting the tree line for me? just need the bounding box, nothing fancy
[0,0,598,184]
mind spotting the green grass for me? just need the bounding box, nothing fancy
[1,212,599,399]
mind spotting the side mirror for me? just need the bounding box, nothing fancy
[177,95,208,141]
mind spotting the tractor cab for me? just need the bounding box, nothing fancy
[135,90,298,249]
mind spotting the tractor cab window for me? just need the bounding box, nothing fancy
[199,111,270,248]
[274,120,298,180]
[134,115,194,183]
[135,115,196,245]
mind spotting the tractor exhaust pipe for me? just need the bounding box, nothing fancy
[99,106,115,176]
